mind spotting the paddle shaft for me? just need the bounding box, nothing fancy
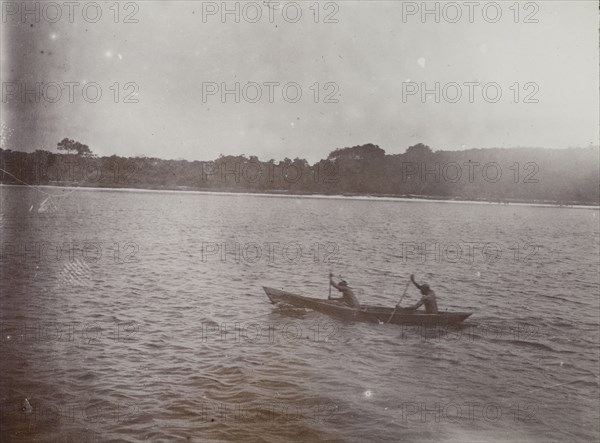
[386,280,411,324]
[396,281,411,306]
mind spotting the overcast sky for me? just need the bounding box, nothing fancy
[1,1,598,163]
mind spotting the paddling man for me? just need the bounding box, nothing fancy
[406,274,438,314]
[328,273,361,309]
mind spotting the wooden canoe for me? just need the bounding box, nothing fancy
[263,286,472,326]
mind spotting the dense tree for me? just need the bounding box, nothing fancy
[1,143,598,205]
[404,143,433,156]
[57,138,93,157]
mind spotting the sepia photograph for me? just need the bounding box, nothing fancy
[1,1,599,442]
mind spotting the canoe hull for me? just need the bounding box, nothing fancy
[263,286,472,326]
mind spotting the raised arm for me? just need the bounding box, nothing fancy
[410,274,423,291]
[329,273,342,291]
[329,274,342,299]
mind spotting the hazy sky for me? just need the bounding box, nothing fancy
[1,1,598,162]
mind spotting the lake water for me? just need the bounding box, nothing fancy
[1,185,599,442]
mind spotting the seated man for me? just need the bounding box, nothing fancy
[328,273,361,309]
[406,274,438,314]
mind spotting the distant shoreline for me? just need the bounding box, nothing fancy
[2,182,598,210]
[3,144,598,208]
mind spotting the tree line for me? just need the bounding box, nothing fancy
[1,141,598,205]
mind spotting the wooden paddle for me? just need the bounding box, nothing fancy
[386,279,411,324]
